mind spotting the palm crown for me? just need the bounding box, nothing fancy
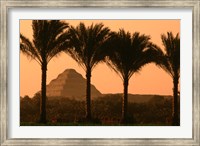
[159,32,180,79]
[67,22,112,71]
[106,29,158,80]
[20,20,69,65]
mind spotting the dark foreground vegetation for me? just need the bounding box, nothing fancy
[20,94,177,126]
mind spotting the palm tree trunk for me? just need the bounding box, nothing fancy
[39,63,47,123]
[172,76,179,126]
[85,68,91,121]
[122,78,128,123]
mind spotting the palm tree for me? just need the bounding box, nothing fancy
[154,32,180,125]
[20,20,69,123]
[105,29,159,123]
[66,22,112,121]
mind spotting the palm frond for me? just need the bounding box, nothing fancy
[46,32,71,63]
[20,34,42,64]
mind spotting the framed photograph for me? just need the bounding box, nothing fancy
[1,0,199,145]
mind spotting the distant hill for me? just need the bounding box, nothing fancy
[99,93,172,103]
[45,93,172,104]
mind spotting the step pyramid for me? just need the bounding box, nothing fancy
[46,69,102,99]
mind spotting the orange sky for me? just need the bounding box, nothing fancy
[20,20,180,97]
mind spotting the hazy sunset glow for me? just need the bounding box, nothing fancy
[20,20,180,97]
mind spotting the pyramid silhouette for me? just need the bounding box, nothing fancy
[46,69,102,99]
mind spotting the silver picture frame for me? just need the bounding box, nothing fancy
[0,0,199,145]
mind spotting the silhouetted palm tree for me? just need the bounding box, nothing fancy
[66,22,112,121]
[105,29,159,123]
[154,32,180,125]
[20,20,69,123]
